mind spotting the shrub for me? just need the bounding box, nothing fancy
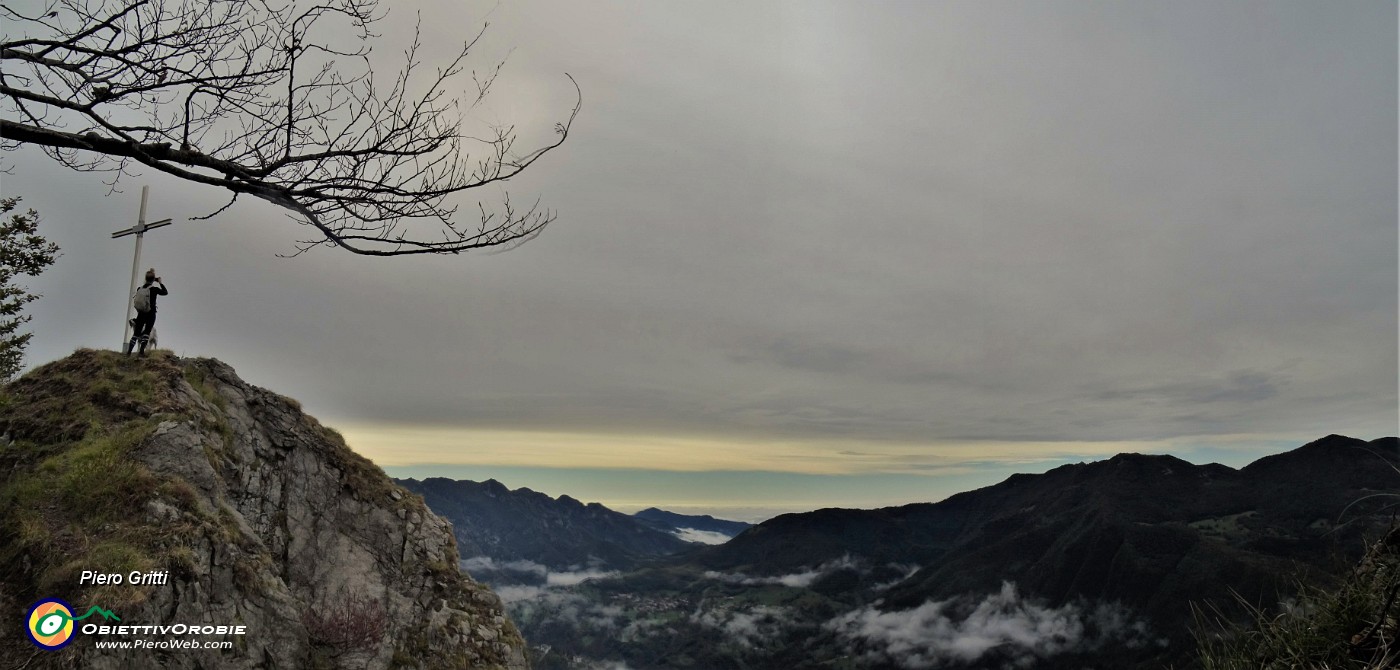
[303,593,388,655]
[1193,527,1399,669]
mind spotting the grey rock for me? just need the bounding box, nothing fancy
[0,352,528,670]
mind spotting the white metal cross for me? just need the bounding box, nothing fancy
[112,186,173,350]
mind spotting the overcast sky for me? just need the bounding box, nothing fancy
[5,1,1396,520]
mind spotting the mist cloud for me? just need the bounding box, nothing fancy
[459,555,619,596]
[704,555,860,588]
[826,582,1155,668]
[547,568,620,587]
[460,556,548,580]
[673,527,733,545]
[691,605,790,649]
[510,589,625,629]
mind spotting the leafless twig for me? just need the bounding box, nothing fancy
[1,0,580,256]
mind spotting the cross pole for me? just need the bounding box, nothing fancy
[112,186,173,351]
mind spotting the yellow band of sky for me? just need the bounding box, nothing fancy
[331,423,1285,476]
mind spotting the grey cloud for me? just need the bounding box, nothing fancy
[729,335,974,388]
[7,0,1395,457]
[1091,369,1289,406]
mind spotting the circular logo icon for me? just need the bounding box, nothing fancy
[25,598,76,650]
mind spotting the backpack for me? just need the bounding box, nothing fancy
[132,287,152,312]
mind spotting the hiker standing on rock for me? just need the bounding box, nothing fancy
[127,268,168,357]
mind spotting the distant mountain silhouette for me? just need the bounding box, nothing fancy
[675,434,1398,665]
[633,507,751,539]
[396,477,695,571]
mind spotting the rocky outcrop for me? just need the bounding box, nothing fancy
[0,350,527,669]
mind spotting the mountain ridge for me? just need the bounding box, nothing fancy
[396,476,695,572]
[688,435,1398,633]
[505,434,1396,669]
[633,508,751,539]
[703,435,1398,573]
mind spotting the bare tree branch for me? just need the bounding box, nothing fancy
[0,0,580,256]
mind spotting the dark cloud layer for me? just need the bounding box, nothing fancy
[6,1,1395,462]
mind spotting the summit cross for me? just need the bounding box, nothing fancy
[111,186,174,350]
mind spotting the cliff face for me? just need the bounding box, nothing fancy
[0,350,527,670]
